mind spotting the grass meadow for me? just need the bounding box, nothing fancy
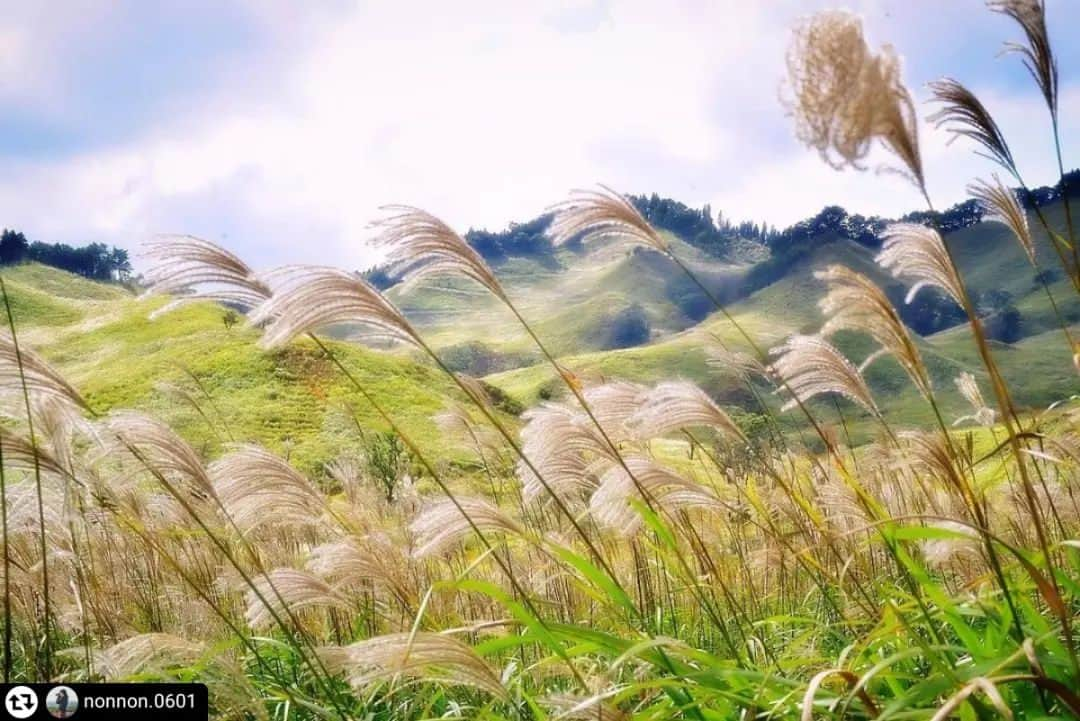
[2,4,1080,720]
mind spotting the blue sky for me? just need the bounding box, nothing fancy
[1,0,1078,270]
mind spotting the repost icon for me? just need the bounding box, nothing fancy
[4,686,38,719]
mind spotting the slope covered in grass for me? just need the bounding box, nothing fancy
[389,233,748,360]
[0,263,128,330]
[6,191,1079,463]
[380,197,1079,430]
[484,216,1080,442]
[0,263,475,476]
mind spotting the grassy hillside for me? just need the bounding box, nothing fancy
[386,198,1078,428]
[484,209,1080,442]
[0,263,128,330]
[388,233,748,362]
[0,263,474,477]
[5,194,1078,461]
[5,211,1080,720]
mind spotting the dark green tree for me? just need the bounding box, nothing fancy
[0,230,29,264]
[363,431,409,502]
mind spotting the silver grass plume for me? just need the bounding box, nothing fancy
[249,265,420,349]
[547,185,668,253]
[769,335,879,416]
[320,632,507,699]
[589,456,725,536]
[105,411,216,499]
[581,381,649,437]
[410,496,522,559]
[968,176,1035,265]
[0,427,71,479]
[705,343,769,382]
[119,490,194,533]
[0,334,85,409]
[517,403,617,504]
[307,535,413,598]
[141,235,270,317]
[895,431,970,496]
[31,394,92,475]
[324,456,367,504]
[6,480,65,541]
[988,0,1057,118]
[545,693,629,721]
[369,206,506,301]
[86,633,204,678]
[816,264,932,398]
[785,11,924,189]
[627,381,745,442]
[921,520,981,571]
[244,568,350,630]
[954,372,997,427]
[813,469,871,531]
[209,445,326,534]
[454,373,498,412]
[77,635,263,719]
[434,404,500,454]
[877,223,965,306]
[928,78,1017,176]
[435,403,474,437]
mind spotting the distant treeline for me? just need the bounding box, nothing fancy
[455,195,777,264]
[0,229,132,281]
[767,168,1079,255]
[363,169,1079,289]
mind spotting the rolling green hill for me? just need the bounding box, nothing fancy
[0,263,475,477]
[386,233,749,364]
[480,199,1080,442]
[4,192,1078,460]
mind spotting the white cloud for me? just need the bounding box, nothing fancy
[0,0,1077,271]
[716,85,1080,227]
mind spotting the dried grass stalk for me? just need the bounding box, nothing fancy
[928,78,1017,175]
[816,264,932,398]
[547,185,668,253]
[141,235,270,317]
[769,335,879,416]
[785,10,923,188]
[320,632,507,699]
[410,496,522,558]
[249,266,420,349]
[877,223,965,306]
[370,206,506,300]
[968,176,1035,264]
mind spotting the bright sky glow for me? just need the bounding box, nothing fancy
[1,0,1078,269]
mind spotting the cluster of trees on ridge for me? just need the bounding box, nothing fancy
[364,169,1079,282]
[0,228,132,282]
[361,171,1079,345]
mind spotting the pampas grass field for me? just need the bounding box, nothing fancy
[3,2,1080,718]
